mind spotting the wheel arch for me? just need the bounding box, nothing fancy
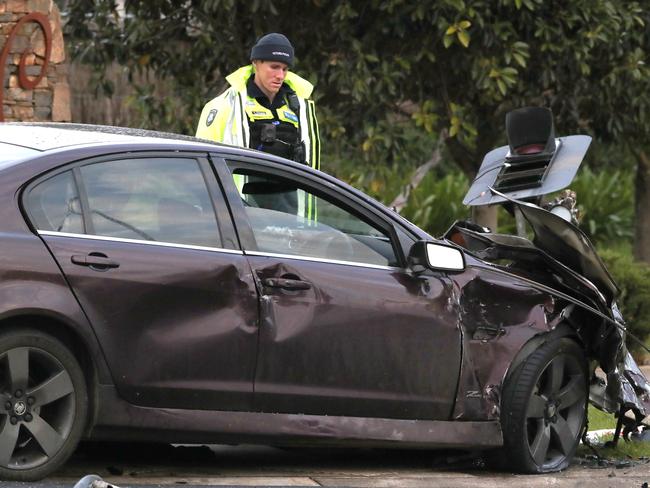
[502,322,583,389]
[0,313,101,435]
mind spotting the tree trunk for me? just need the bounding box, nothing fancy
[471,205,498,231]
[634,149,650,263]
[445,133,500,231]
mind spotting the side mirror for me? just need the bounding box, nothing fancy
[408,241,465,273]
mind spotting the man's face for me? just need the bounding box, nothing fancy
[253,60,289,97]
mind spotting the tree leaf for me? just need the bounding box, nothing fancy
[457,30,470,48]
[496,78,507,95]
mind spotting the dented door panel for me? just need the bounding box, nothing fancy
[249,255,462,420]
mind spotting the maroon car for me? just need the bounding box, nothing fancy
[0,121,647,481]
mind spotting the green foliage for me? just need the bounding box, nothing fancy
[599,247,650,353]
[336,162,470,237]
[401,172,470,236]
[336,161,636,243]
[571,168,634,243]
[495,167,635,244]
[59,0,650,179]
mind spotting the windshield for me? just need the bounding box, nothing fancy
[0,142,39,166]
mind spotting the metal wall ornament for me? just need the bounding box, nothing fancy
[0,12,52,122]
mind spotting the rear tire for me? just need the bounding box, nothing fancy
[0,329,88,481]
[500,338,587,473]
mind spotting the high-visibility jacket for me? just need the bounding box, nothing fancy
[196,65,320,171]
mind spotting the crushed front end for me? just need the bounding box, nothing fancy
[448,107,650,436]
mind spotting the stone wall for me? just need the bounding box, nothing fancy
[0,0,70,122]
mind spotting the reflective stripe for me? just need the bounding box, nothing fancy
[304,100,319,222]
[293,97,312,221]
[237,91,249,147]
[221,90,243,146]
[307,100,320,171]
[297,97,310,166]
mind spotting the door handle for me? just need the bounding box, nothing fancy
[71,254,120,270]
[262,278,311,290]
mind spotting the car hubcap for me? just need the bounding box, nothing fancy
[13,401,26,416]
[525,353,586,468]
[0,346,76,470]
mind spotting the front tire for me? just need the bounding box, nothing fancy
[0,329,88,481]
[500,338,588,473]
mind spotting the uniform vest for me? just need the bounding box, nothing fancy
[245,95,300,161]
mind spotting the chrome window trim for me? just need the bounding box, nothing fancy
[244,250,400,271]
[37,230,243,255]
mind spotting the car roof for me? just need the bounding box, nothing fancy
[0,122,431,241]
[0,122,222,151]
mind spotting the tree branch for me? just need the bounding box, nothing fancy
[389,129,448,213]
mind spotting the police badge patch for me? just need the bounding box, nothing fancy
[206,109,218,127]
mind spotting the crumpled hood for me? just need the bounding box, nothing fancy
[495,191,619,305]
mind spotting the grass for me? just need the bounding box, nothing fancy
[594,439,650,460]
[579,405,650,461]
[587,405,617,431]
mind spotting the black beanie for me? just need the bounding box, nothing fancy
[250,33,294,66]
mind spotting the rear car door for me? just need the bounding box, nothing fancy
[219,158,462,420]
[23,153,259,411]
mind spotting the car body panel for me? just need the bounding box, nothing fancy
[248,254,462,420]
[0,230,112,383]
[92,384,502,448]
[502,195,619,304]
[39,232,260,411]
[448,261,567,420]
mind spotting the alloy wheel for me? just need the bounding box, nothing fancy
[0,346,76,471]
[524,352,586,468]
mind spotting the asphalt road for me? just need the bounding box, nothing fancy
[11,441,650,488]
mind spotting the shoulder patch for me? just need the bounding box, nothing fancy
[206,109,218,127]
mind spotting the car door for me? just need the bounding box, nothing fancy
[218,158,462,420]
[23,153,259,411]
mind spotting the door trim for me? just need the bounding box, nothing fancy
[38,230,244,255]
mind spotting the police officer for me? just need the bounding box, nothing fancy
[196,33,320,171]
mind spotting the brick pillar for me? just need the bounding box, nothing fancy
[0,0,70,122]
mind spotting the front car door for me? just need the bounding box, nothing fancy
[23,153,259,411]
[219,158,462,420]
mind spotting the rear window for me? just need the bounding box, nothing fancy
[0,142,39,165]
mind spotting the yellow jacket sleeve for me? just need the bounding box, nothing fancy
[195,93,228,142]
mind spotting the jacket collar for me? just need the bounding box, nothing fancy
[226,65,314,98]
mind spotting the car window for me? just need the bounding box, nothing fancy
[27,170,84,234]
[231,169,397,266]
[79,158,221,247]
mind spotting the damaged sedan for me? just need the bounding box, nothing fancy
[0,117,647,481]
